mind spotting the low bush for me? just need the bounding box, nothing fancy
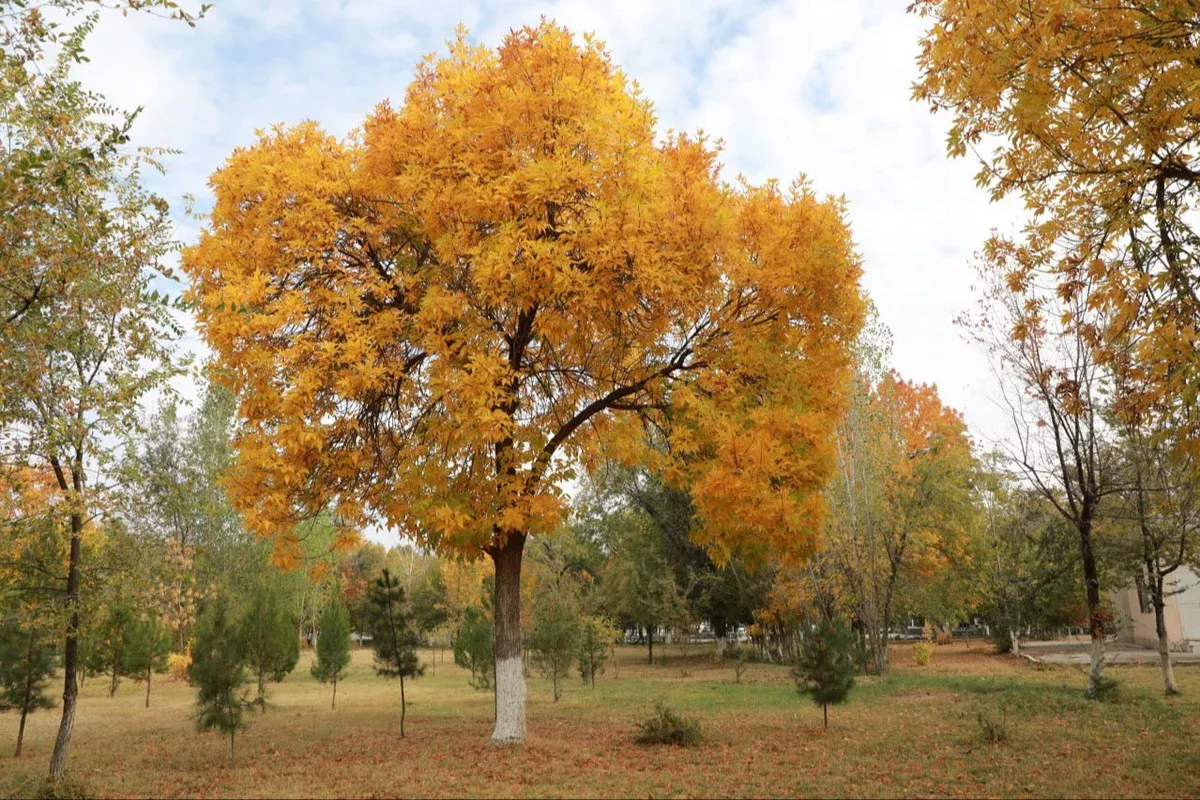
[634,701,702,747]
[913,641,933,666]
[975,707,1009,744]
[168,651,192,682]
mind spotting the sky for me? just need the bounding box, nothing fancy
[78,0,1027,541]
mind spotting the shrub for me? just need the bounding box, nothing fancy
[976,707,1009,744]
[168,652,191,682]
[722,642,749,684]
[913,641,933,666]
[634,701,702,747]
[936,630,954,646]
[1090,675,1120,701]
[31,776,90,800]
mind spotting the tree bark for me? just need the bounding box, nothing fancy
[399,674,406,738]
[332,677,337,710]
[1009,628,1020,657]
[16,707,28,757]
[823,702,828,730]
[1152,586,1180,695]
[48,508,83,781]
[490,534,527,744]
[647,626,654,665]
[145,672,151,709]
[1079,518,1106,698]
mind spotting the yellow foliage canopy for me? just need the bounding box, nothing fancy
[184,22,864,566]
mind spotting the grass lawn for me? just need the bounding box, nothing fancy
[3,641,1199,798]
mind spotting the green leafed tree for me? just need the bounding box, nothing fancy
[577,615,618,687]
[453,606,494,692]
[189,598,253,761]
[0,612,56,756]
[122,615,171,709]
[792,617,856,730]
[87,604,132,698]
[366,569,424,737]
[311,596,352,709]
[240,580,300,705]
[528,587,581,702]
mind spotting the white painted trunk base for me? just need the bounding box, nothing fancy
[492,656,527,744]
[1087,637,1105,696]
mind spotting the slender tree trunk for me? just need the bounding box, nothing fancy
[108,669,118,698]
[648,627,654,665]
[1151,578,1180,695]
[230,730,235,762]
[257,671,265,703]
[145,672,151,709]
[1079,518,1106,698]
[332,677,337,710]
[823,702,828,730]
[490,534,527,744]
[399,674,406,738]
[49,508,83,781]
[16,706,28,757]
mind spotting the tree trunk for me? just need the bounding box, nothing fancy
[145,672,152,709]
[48,509,83,781]
[332,677,337,710]
[399,674,406,738]
[1009,628,1020,657]
[108,669,118,698]
[490,534,527,744]
[823,702,828,730]
[16,707,28,757]
[1079,518,1106,698]
[648,627,654,665]
[1152,588,1180,696]
[257,671,266,703]
[230,730,235,762]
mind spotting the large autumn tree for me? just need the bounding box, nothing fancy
[184,23,864,743]
[911,0,1200,450]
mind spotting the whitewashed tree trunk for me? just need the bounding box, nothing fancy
[1009,628,1020,657]
[490,534,527,744]
[1086,636,1105,697]
[1153,596,1180,695]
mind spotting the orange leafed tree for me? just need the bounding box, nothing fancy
[184,22,863,743]
[911,0,1200,450]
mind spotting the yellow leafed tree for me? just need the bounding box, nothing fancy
[184,22,864,743]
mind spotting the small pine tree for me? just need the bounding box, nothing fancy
[123,616,171,709]
[577,616,617,687]
[529,591,580,702]
[366,569,424,737]
[792,616,856,730]
[240,581,300,705]
[189,598,254,761]
[310,596,352,709]
[0,615,56,756]
[453,606,494,691]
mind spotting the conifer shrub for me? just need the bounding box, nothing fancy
[634,701,702,747]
